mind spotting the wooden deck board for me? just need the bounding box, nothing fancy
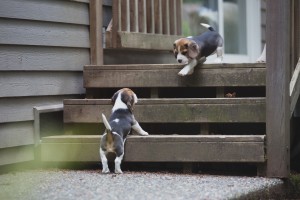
[84,63,266,88]
[63,98,266,123]
[41,135,265,162]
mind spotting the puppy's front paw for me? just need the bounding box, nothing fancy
[178,67,194,76]
[139,131,149,136]
[256,57,266,63]
[115,169,123,174]
[102,168,110,173]
[214,57,223,63]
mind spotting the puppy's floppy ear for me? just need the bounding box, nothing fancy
[173,43,178,58]
[188,42,200,59]
[111,91,119,104]
[121,93,135,113]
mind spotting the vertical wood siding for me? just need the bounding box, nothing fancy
[0,0,90,165]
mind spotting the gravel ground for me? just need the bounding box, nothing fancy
[0,169,283,200]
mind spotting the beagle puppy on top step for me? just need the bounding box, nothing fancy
[100,88,148,174]
[173,23,224,76]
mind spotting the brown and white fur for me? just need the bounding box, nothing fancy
[173,23,223,76]
[100,88,148,174]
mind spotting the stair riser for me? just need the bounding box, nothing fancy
[64,103,265,123]
[84,66,265,88]
[41,136,265,162]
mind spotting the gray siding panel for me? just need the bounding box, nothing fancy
[0,18,90,48]
[0,146,34,165]
[0,72,84,97]
[0,122,34,149]
[0,95,79,123]
[0,45,90,71]
[0,0,90,165]
[0,0,89,25]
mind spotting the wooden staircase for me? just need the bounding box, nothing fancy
[41,62,267,173]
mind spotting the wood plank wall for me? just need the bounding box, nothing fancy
[0,0,92,165]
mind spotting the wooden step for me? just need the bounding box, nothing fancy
[41,135,265,162]
[64,98,265,123]
[83,63,265,88]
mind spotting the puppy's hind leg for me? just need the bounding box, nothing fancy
[114,153,124,174]
[214,37,223,63]
[214,47,223,63]
[100,148,110,173]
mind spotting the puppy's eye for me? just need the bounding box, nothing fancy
[182,51,187,56]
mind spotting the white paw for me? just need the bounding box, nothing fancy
[256,58,266,63]
[139,131,149,136]
[115,168,123,174]
[102,168,110,173]
[178,67,194,76]
[214,57,223,63]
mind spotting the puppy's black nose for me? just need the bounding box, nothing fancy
[178,59,182,63]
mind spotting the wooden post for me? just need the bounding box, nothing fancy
[112,0,121,48]
[266,0,291,178]
[89,0,103,65]
[176,0,182,35]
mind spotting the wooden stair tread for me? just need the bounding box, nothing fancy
[64,97,265,105]
[84,63,266,88]
[84,63,266,70]
[42,135,265,143]
[64,97,266,123]
[41,135,265,162]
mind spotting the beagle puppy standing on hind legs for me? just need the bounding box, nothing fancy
[173,23,224,76]
[100,88,148,174]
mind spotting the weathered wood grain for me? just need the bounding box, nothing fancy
[154,0,162,34]
[111,0,121,48]
[0,45,89,71]
[41,135,265,162]
[0,0,89,25]
[175,0,182,35]
[63,98,266,123]
[105,31,182,50]
[84,63,266,88]
[146,0,155,34]
[0,18,89,48]
[103,49,176,65]
[138,0,147,33]
[266,0,291,178]
[0,72,84,97]
[89,0,103,65]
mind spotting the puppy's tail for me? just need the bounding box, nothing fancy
[102,113,112,131]
[200,23,215,31]
[102,113,114,143]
